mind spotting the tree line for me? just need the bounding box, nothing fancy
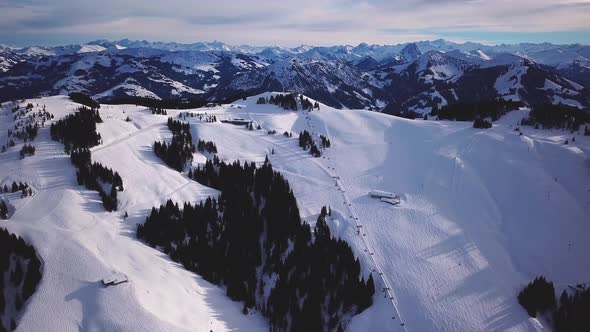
[153,118,195,171]
[518,275,590,331]
[258,94,298,110]
[71,148,123,212]
[256,94,320,111]
[50,106,102,151]
[320,134,331,148]
[8,123,38,143]
[432,99,523,121]
[299,130,322,157]
[50,107,123,212]
[0,228,42,332]
[139,157,375,331]
[104,97,209,110]
[520,104,590,131]
[178,112,217,123]
[2,103,53,154]
[19,144,35,159]
[473,118,492,129]
[69,92,100,109]
[1,182,32,199]
[0,201,7,219]
[149,106,168,115]
[196,139,217,154]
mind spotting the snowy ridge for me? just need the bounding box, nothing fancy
[1,39,589,111]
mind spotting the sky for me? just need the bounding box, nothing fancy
[1,0,589,47]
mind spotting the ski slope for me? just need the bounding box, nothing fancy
[1,93,589,331]
[0,96,266,332]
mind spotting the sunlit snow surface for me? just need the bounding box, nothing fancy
[1,93,589,331]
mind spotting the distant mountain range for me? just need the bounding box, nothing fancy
[1,39,589,113]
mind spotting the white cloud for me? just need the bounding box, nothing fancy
[0,0,588,45]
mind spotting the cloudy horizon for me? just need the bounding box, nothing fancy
[1,0,590,47]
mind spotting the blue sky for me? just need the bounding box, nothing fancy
[1,0,589,47]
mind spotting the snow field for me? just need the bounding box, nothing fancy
[1,92,589,331]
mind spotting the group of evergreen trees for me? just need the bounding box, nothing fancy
[2,103,53,154]
[149,106,168,115]
[1,182,31,198]
[473,118,492,129]
[298,130,313,149]
[0,201,7,219]
[153,118,195,171]
[520,104,590,131]
[8,123,38,142]
[50,106,122,211]
[518,275,590,331]
[518,276,556,317]
[300,95,320,111]
[69,92,100,109]
[139,158,374,330]
[0,228,42,332]
[268,94,298,110]
[50,106,102,150]
[196,140,217,154]
[299,130,321,157]
[257,94,321,112]
[178,112,216,123]
[106,96,208,110]
[70,148,123,212]
[320,134,331,148]
[432,99,523,121]
[19,144,35,159]
[554,285,590,331]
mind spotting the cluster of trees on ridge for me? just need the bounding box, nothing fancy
[178,112,217,123]
[149,106,168,115]
[153,119,195,171]
[70,148,123,212]
[104,96,209,110]
[473,118,492,129]
[50,106,102,152]
[518,275,590,331]
[69,92,100,109]
[431,99,523,121]
[2,102,53,154]
[1,182,32,199]
[0,201,7,220]
[320,134,331,148]
[139,157,375,331]
[520,103,590,131]
[196,140,217,154]
[50,106,122,212]
[0,228,42,332]
[256,94,320,111]
[299,130,322,157]
[19,144,35,159]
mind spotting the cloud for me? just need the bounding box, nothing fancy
[0,0,588,46]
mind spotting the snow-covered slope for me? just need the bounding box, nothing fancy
[212,94,590,331]
[2,93,588,331]
[0,96,266,332]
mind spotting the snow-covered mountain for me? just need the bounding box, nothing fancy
[0,39,588,113]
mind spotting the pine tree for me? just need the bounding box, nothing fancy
[0,200,8,219]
